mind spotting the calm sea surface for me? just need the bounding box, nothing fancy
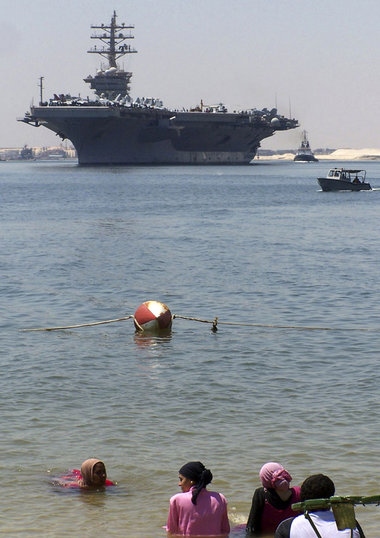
[1,159,380,536]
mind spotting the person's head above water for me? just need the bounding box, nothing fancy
[80,458,107,488]
[300,474,335,503]
[259,462,293,491]
[178,461,213,505]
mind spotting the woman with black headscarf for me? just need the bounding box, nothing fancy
[166,461,230,536]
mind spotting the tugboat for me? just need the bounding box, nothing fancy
[317,168,371,191]
[294,130,318,162]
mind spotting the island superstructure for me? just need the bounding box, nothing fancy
[20,12,299,165]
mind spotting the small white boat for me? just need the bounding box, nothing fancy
[317,168,371,192]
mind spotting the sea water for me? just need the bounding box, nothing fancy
[1,159,379,536]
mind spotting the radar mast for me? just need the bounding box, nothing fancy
[84,11,137,100]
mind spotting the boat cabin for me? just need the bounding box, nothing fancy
[327,168,366,183]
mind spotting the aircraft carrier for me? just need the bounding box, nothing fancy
[20,12,299,165]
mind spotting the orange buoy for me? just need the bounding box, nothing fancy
[134,301,172,333]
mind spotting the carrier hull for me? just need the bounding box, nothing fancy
[25,105,294,165]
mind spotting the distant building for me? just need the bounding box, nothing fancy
[0,144,77,161]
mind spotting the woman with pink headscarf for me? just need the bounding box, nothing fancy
[246,462,301,536]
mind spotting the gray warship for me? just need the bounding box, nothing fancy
[20,12,299,165]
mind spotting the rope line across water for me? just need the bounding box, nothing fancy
[21,315,134,332]
[172,315,380,332]
[21,313,380,332]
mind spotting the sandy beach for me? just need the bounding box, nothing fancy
[259,148,380,161]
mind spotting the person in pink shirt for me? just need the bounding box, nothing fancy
[166,461,230,537]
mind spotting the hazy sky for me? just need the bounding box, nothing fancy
[2,0,379,150]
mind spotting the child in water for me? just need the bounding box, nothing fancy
[57,458,115,489]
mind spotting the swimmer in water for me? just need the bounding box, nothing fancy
[57,458,114,489]
[79,459,110,488]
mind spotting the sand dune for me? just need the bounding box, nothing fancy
[258,148,380,161]
[318,148,380,160]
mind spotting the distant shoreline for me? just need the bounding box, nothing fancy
[0,145,76,161]
[257,148,380,161]
[1,146,380,162]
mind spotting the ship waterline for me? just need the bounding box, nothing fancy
[20,11,298,165]
[25,106,293,165]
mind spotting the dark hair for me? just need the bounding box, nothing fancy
[300,474,335,502]
[179,461,213,505]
